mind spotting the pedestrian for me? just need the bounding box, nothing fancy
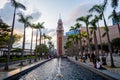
[91,52,96,68]
[96,58,102,69]
[75,56,78,61]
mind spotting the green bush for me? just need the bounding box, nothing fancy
[0,57,6,62]
[11,56,22,61]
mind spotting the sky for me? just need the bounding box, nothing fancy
[0,0,120,49]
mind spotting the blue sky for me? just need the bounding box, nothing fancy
[0,0,120,49]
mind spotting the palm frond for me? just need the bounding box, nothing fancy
[11,0,26,10]
[74,23,81,29]
[108,13,113,19]
[101,26,108,31]
[87,14,92,20]
[89,5,102,13]
[17,2,26,10]
[102,32,107,37]
[111,0,119,8]
[76,16,85,22]
[69,26,75,31]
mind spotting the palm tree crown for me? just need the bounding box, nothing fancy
[11,0,26,10]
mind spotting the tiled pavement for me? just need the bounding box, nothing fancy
[0,59,47,80]
[68,55,120,80]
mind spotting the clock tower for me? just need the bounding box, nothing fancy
[56,17,64,56]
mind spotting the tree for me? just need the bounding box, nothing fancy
[108,10,120,36]
[81,30,88,50]
[36,22,45,56]
[111,0,119,9]
[37,22,45,45]
[74,23,83,56]
[112,38,120,50]
[0,20,11,47]
[95,15,104,56]
[33,24,39,59]
[89,16,99,57]
[0,19,21,48]
[67,34,77,56]
[48,41,54,55]
[35,44,49,57]
[30,24,36,55]
[4,0,26,70]
[89,1,115,67]
[18,13,32,65]
[64,40,72,56]
[76,15,92,54]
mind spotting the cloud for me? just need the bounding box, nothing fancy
[0,2,41,31]
[0,0,8,8]
[0,2,14,25]
[64,3,94,27]
[30,11,41,22]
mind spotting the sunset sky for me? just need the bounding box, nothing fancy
[0,0,120,49]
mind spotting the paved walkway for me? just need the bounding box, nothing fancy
[0,59,47,80]
[85,54,120,75]
[105,54,120,75]
[68,55,120,80]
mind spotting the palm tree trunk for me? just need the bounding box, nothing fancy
[4,7,16,70]
[30,28,33,55]
[86,25,92,54]
[103,14,115,67]
[39,29,41,45]
[117,23,120,36]
[35,29,38,61]
[21,25,26,66]
[79,32,83,56]
[97,22,103,55]
[94,31,99,57]
[35,30,38,57]
[39,29,41,56]
[44,36,46,45]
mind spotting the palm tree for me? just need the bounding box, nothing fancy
[5,0,26,70]
[108,10,120,36]
[30,24,36,55]
[76,15,92,54]
[111,0,119,9]
[18,13,32,65]
[36,22,45,56]
[47,37,54,56]
[64,40,72,56]
[89,1,115,67]
[74,23,83,56]
[33,24,39,61]
[37,22,44,45]
[43,34,51,45]
[89,16,99,57]
[95,15,104,56]
[42,33,46,45]
[67,34,77,56]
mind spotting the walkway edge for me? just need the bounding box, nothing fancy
[3,58,53,80]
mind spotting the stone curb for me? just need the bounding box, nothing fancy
[68,57,119,80]
[3,58,53,80]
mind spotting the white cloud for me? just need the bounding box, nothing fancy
[0,0,8,8]
[64,3,94,27]
[0,1,42,30]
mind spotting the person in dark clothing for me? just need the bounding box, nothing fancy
[91,52,96,68]
[75,56,78,61]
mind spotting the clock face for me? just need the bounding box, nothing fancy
[59,26,62,29]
